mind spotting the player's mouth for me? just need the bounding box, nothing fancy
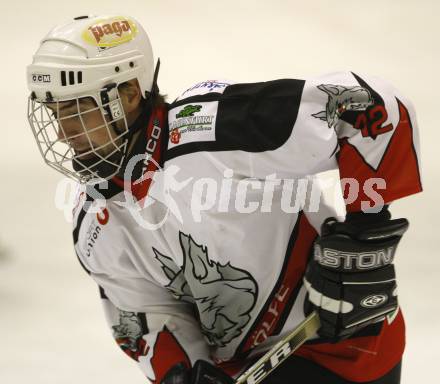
[74,147,95,160]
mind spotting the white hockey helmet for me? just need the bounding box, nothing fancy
[27,15,156,183]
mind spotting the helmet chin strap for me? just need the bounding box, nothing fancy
[148,58,161,102]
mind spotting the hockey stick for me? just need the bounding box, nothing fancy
[235,311,320,384]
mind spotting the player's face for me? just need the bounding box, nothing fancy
[46,97,120,160]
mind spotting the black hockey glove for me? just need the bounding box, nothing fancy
[161,360,233,384]
[303,209,409,341]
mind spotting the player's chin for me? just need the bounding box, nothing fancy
[74,142,115,160]
[72,149,123,179]
[75,150,95,161]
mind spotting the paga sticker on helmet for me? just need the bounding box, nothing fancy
[81,17,138,48]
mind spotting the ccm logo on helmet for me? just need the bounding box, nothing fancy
[32,74,51,83]
[360,294,388,308]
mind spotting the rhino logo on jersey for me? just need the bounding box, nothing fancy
[312,84,374,128]
[153,232,258,347]
[112,310,148,360]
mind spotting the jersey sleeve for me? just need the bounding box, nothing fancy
[306,71,422,213]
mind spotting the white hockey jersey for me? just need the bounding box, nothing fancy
[72,72,422,383]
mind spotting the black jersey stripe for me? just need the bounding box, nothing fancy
[165,79,305,161]
[99,286,108,299]
[169,92,228,109]
[74,249,91,274]
[73,207,88,245]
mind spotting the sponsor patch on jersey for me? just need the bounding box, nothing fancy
[31,73,51,83]
[168,101,218,149]
[80,206,109,258]
[81,17,138,48]
[178,80,232,100]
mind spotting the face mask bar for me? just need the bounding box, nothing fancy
[27,85,130,183]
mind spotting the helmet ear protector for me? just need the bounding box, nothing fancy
[99,83,125,135]
[26,15,156,183]
[101,83,122,120]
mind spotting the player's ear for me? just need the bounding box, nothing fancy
[119,79,142,113]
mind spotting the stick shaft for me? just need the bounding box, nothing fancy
[235,312,320,384]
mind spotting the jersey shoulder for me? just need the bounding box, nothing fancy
[304,71,422,208]
[165,78,306,161]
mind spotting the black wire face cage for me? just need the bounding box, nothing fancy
[27,85,130,184]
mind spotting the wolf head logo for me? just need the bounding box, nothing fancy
[112,310,148,360]
[153,232,258,347]
[312,84,374,128]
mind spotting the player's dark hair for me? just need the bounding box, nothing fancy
[117,79,166,108]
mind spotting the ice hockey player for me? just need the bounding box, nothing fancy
[27,14,422,384]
